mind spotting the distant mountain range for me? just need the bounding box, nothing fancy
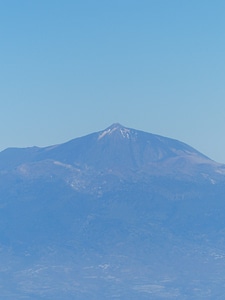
[1,123,225,299]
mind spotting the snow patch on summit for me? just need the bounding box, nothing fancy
[98,128,116,140]
[120,128,131,138]
[98,126,131,140]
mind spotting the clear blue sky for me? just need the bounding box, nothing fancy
[0,1,225,162]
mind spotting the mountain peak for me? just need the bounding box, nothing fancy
[98,123,131,140]
[107,123,124,129]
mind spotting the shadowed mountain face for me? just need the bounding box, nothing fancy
[1,124,225,299]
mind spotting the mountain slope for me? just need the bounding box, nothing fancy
[0,124,225,299]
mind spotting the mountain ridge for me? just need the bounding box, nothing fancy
[0,123,222,166]
[0,124,224,190]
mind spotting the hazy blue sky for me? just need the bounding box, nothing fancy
[1,1,225,162]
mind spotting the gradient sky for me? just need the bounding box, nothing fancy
[0,1,225,162]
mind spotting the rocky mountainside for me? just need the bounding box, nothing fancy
[1,124,225,299]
